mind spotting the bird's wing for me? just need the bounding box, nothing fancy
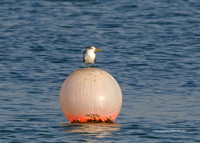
[94,52,96,63]
[83,50,86,55]
[83,50,86,62]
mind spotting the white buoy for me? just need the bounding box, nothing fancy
[60,68,122,123]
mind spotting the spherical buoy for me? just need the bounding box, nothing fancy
[60,68,122,123]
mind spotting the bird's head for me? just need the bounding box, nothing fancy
[86,46,102,52]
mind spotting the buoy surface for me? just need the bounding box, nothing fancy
[60,68,122,123]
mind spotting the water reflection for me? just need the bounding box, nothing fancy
[61,123,120,139]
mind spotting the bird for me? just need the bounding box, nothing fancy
[83,46,102,67]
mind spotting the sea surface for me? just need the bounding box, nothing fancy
[0,0,200,142]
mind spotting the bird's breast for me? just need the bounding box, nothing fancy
[84,51,96,64]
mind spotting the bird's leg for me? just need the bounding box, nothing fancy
[86,63,88,68]
[92,64,94,68]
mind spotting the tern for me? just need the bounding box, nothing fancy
[83,46,102,67]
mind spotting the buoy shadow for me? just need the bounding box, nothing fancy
[61,123,121,138]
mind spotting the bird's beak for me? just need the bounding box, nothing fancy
[95,49,102,51]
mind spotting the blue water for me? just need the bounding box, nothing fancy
[0,0,200,142]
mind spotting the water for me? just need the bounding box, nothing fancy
[0,0,200,142]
